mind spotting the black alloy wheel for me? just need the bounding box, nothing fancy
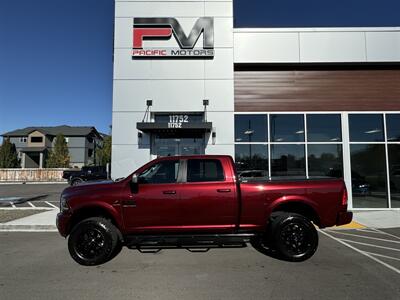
[270,212,318,262]
[68,217,120,266]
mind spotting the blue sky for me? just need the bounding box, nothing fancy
[1,0,399,141]
[0,0,115,138]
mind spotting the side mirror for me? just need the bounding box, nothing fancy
[131,174,139,194]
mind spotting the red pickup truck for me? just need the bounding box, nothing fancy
[57,155,352,266]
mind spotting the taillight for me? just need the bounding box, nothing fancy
[342,187,348,206]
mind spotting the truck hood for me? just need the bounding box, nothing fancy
[62,180,117,197]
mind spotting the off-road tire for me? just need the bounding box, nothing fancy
[269,212,318,262]
[68,217,120,266]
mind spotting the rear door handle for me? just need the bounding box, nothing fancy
[163,190,176,195]
[217,189,231,193]
[122,200,137,207]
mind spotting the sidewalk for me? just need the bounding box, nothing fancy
[0,209,58,231]
[352,210,400,229]
[0,209,399,232]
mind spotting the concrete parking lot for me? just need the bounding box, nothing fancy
[0,230,399,300]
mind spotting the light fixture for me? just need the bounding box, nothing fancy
[244,130,254,135]
[203,99,209,121]
[365,129,381,134]
[212,131,216,145]
[146,99,153,107]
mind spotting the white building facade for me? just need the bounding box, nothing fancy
[112,0,400,210]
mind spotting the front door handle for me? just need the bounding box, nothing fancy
[122,200,137,207]
[163,190,176,195]
[217,189,231,193]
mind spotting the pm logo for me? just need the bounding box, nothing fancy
[132,17,214,59]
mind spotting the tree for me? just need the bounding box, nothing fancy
[97,135,111,166]
[0,138,20,168]
[46,134,70,168]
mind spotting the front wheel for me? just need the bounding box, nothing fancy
[68,217,120,266]
[270,212,318,262]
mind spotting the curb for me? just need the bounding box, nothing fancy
[0,224,57,232]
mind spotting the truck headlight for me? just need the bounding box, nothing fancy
[60,196,70,212]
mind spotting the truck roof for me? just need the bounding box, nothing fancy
[153,155,232,161]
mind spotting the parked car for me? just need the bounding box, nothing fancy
[238,170,269,181]
[57,155,352,266]
[62,166,108,186]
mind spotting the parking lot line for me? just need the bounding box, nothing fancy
[363,251,400,262]
[27,202,35,208]
[373,228,400,240]
[326,230,400,244]
[45,201,58,209]
[10,202,16,208]
[320,230,400,275]
[338,238,400,252]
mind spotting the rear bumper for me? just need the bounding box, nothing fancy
[336,211,353,226]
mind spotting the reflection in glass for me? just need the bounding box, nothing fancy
[270,114,304,142]
[152,136,204,157]
[349,114,384,142]
[308,144,343,178]
[388,145,400,208]
[235,115,268,142]
[386,114,400,142]
[307,114,342,142]
[350,144,388,208]
[235,144,268,179]
[271,144,305,177]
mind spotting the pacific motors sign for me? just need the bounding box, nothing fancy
[132,17,214,59]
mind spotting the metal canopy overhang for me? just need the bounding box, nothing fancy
[20,147,47,153]
[136,122,212,134]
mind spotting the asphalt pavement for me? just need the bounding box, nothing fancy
[0,231,399,300]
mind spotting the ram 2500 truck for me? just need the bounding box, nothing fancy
[57,155,352,266]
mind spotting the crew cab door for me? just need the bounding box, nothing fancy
[121,159,183,233]
[179,158,238,232]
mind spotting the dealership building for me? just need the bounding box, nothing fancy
[112,0,400,210]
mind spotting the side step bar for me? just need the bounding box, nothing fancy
[125,233,256,251]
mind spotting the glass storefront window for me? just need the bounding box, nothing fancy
[386,114,400,142]
[350,144,388,208]
[235,115,268,142]
[235,144,268,179]
[271,144,305,178]
[307,114,342,142]
[349,114,384,142]
[270,114,304,142]
[388,145,400,208]
[308,144,343,178]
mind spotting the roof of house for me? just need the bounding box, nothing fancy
[2,125,102,139]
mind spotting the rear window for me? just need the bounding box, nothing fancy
[187,159,225,182]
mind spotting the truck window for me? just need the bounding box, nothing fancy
[187,159,225,182]
[138,160,180,184]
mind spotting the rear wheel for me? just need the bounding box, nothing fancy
[269,212,318,262]
[68,217,120,266]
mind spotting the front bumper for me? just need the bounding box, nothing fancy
[336,211,353,226]
[56,212,71,237]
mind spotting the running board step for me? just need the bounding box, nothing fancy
[125,233,255,250]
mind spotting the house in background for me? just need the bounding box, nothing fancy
[1,126,104,168]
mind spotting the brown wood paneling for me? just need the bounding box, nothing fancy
[235,69,400,112]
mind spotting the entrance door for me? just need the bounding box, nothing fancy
[152,135,205,157]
